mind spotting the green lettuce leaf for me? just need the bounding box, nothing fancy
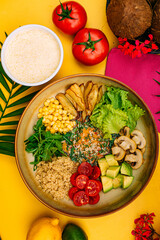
[90,87,145,139]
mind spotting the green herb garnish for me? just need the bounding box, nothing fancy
[24,118,66,170]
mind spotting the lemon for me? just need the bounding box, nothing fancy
[26,217,62,240]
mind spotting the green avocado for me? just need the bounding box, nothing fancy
[101,176,113,193]
[106,166,120,179]
[62,223,88,240]
[112,174,123,188]
[105,154,119,166]
[121,162,132,176]
[98,158,109,176]
[122,176,134,189]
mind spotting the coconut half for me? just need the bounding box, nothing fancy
[107,0,153,39]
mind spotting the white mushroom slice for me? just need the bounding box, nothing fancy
[123,126,130,137]
[131,130,146,149]
[117,136,137,153]
[141,147,146,154]
[112,146,125,161]
[120,126,130,137]
[125,149,143,169]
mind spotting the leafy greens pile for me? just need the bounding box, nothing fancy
[90,87,145,139]
[25,118,65,170]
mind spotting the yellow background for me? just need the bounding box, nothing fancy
[0,0,160,239]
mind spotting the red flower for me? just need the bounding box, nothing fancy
[132,213,160,240]
[118,35,159,58]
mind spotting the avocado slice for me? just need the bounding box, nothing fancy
[101,176,113,193]
[121,162,132,176]
[106,166,120,179]
[112,174,123,188]
[105,154,119,166]
[98,158,109,176]
[122,176,134,189]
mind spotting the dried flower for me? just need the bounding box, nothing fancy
[132,213,160,240]
[118,35,159,58]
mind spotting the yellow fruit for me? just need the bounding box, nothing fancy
[26,217,62,240]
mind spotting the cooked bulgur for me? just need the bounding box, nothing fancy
[35,156,79,200]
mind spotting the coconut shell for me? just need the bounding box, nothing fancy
[151,0,160,43]
[148,0,157,7]
[107,0,152,39]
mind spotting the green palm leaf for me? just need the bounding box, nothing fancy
[11,85,30,98]
[0,33,39,157]
[153,79,160,85]
[0,135,15,142]
[0,62,13,84]
[12,82,19,89]
[3,107,25,118]
[0,121,19,126]
[0,88,7,102]
[8,92,38,108]
[0,142,15,156]
[0,129,16,134]
[0,104,3,112]
[0,73,10,92]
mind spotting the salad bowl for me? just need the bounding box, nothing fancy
[15,73,159,217]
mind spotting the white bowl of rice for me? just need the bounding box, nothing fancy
[1,24,63,86]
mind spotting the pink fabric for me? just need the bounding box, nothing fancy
[105,48,160,132]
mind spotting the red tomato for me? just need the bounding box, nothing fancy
[70,172,79,186]
[73,191,89,206]
[72,28,109,65]
[78,162,93,177]
[96,180,102,192]
[89,194,100,205]
[52,1,87,35]
[90,166,101,179]
[76,174,89,189]
[85,180,100,196]
[68,186,79,200]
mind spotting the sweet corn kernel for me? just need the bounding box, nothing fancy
[44,101,49,107]
[50,98,55,102]
[57,116,62,121]
[54,100,59,105]
[38,113,42,118]
[53,116,57,121]
[38,97,76,134]
[63,110,67,115]
[69,115,74,120]
[50,128,56,134]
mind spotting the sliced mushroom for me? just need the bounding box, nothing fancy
[112,146,125,161]
[131,130,146,149]
[117,136,137,153]
[125,149,143,169]
[141,147,146,154]
[120,126,130,137]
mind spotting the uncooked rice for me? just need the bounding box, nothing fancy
[35,156,79,200]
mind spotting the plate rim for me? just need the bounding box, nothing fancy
[15,73,159,218]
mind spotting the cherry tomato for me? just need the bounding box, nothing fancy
[76,174,89,189]
[90,166,101,179]
[89,194,100,205]
[52,1,87,35]
[96,180,102,192]
[73,191,89,206]
[85,180,100,197]
[72,28,109,65]
[70,172,79,186]
[78,162,93,177]
[68,186,79,200]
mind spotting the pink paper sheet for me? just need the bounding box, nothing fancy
[105,48,160,132]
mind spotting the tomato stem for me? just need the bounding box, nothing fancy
[57,1,75,21]
[76,32,102,52]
